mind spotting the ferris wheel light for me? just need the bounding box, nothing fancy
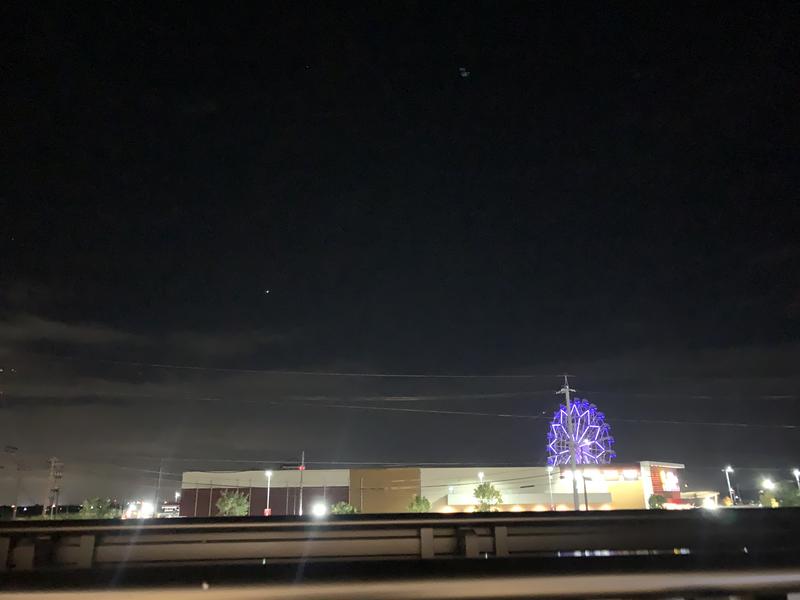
[547,397,615,466]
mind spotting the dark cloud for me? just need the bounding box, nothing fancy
[0,315,143,347]
[0,313,286,361]
[165,330,288,358]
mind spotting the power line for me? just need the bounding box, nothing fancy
[582,390,799,401]
[9,349,800,391]
[28,354,562,379]
[18,351,800,382]
[9,387,795,429]
[260,398,799,430]
[286,391,558,402]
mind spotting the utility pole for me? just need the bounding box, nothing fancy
[45,457,63,519]
[298,450,305,516]
[4,446,20,519]
[557,375,580,511]
[582,469,589,511]
[154,458,164,518]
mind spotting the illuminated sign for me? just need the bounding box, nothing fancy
[660,470,680,492]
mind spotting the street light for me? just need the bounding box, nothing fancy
[546,466,555,510]
[311,502,327,518]
[762,478,776,491]
[793,469,800,492]
[265,470,273,516]
[723,466,735,505]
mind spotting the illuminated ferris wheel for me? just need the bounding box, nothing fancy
[546,397,616,466]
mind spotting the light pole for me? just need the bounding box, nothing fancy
[723,466,735,505]
[265,470,273,516]
[546,466,554,510]
[298,450,305,516]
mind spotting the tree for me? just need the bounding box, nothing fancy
[407,495,431,513]
[78,498,121,519]
[474,482,503,512]
[216,490,250,516]
[648,494,667,509]
[330,501,358,514]
[760,483,800,508]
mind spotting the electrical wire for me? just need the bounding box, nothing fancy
[25,353,563,379]
[258,398,799,429]
[16,351,800,382]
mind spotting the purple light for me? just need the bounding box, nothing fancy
[546,397,616,466]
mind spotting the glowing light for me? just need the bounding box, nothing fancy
[583,469,600,480]
[762,478,776,490]
[555,504,569,511]
[122,501,149,519]
[439,505,456,513]
[603,470,619,480]
[546,397,615,466]
[533,505,547,512]
[702,497,718,510]
[477,471,485,482]
[725,466,734,473]
[510,505,524,512]
[600,504,612,511]
[311,503,327,517]
[660,470,680,492]
[622,469,639,480]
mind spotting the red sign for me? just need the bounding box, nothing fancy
[263,508,272,516]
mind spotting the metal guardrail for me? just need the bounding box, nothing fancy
[2,508,799,574]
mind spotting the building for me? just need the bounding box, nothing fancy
[179,460,685,516]
[180,468,349,517]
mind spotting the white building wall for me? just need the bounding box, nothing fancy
[420,466,613,510]
[181,469,350,489]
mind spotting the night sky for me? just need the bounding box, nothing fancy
[2,3,799,503]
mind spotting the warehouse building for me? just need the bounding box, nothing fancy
[179,460,685,516]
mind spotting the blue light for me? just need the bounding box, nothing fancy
[546,396,615,466]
